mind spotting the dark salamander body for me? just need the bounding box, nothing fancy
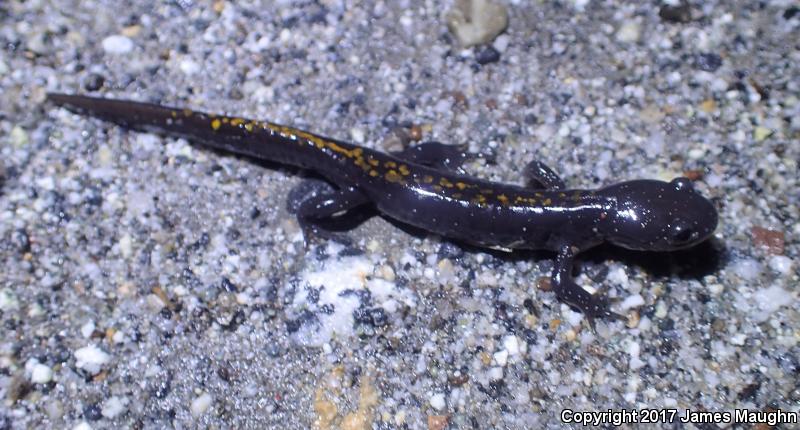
[47,93,718,323]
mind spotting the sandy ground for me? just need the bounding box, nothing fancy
[1,0,798,428]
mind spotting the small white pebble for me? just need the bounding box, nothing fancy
[492,34,510,52]
[429,392,446,411]
[73,422,93,430]
[628,340,640,357]
[30,362,53,384]
[708,283,724,296]
[74,344,111,374]
[102,396,128,419]
[488,366,504,381]
[688,148,706,160]
[564,308,584,327]
[729,333,746,346]
[349,128,366,144]
[620,294,645,310]
[572,0,591,11]
[732,258,761,281]
[118,233,133,258]
[80,321,96,338]
[606,266,629,286]
[654,301,668,318]
[10,126,29,147]
[101,35,134,55]
[616,21,641,43]
[112,330,125,344]
[493,349,509,366]
[664,397,677,407]
[754,286,795,314]
[502,335,520,355]
[630,356,646,370]
[179,59,201,75]
[768,255,793,276]
[191,392,213,417]
[0,288,20,311]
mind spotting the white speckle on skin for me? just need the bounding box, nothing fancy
[101,35,134,54]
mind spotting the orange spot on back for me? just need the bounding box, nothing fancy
[385,170,403,183]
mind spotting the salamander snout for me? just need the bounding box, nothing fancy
[598,178,718,252]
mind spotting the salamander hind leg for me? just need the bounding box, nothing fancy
[525,160,565,190]
[551,246,626,328]
[393,141,474,172]
[291,184,370,247]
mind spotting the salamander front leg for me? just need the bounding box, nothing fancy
[525,160,565,190]
[551,245,626,327]
[294,186,370,246]
[393,141,474,173]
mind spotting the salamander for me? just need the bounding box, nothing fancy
[46,93,719,323]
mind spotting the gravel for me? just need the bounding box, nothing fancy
[1,1,798,428]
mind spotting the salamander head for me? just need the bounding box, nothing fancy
[597,178,718,251]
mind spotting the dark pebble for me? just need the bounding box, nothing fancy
[370,307,387,327]
[285,318,302,333]
[154,375,172,399]
[784,6,799,20]
[83,73,105,92]
[659,3,693,23]
[694,53,722,72]
[11,229,30,253]
[83,403,103,421]
[437,242,464,260]
[221,277,237,292]
[266,343,282,357]
[353,307,372,325]
[475,46,501,65]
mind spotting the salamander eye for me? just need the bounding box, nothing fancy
[671,177,694,192]
[670,219,695,243]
